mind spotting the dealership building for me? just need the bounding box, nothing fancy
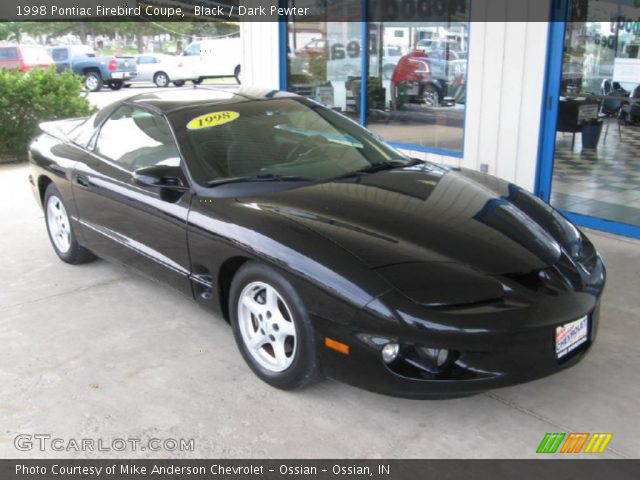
[238,0,640,238]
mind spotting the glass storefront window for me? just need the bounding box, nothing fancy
[551,0,640,228]
[366,21,469,152]
[287,20,363,121]
[285,2,470,155]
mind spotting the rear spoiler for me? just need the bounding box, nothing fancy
[39,117,87,141]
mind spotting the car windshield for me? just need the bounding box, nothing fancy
[171,97,410,187]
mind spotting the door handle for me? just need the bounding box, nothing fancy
[76,174,90,187]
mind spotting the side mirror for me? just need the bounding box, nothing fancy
[133,165,189,191]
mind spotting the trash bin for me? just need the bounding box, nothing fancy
[581,121,603,149]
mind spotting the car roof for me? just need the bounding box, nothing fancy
[123,87,301,114]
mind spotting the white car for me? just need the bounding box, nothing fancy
[132,53,197,87]
[181,37,242,84]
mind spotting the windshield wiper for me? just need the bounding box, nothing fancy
[338,158,424,178]
[206,173,310,187]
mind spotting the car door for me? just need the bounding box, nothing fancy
[72,104,193,297]
[135,56,155,82]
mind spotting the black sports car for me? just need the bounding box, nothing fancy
[28,88,605,398]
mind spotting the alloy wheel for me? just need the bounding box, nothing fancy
[85,75,99,91]
[46,195,71,253]
[237,281,297,372]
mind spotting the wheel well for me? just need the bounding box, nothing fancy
[82,68,100,76]
[37,175,52,206]
[154,71,167,79]
[218,257,251,323]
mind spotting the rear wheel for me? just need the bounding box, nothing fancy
[44,184,96,264]
[154,71,170,87]
[84,72,103,92]
[234,65,241,84]
[229,262,321,390]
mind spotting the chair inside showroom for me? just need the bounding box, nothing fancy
[599,83,625,144]
[557,101,582,150]
[620,84,640,125]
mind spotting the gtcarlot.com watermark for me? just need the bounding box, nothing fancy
[14,434,195,452]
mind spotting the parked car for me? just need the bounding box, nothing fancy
[0,45,53,72]
[133,53,197,87]
[48,45,137,92]
[28,88,605,399]
[181,37,242,84]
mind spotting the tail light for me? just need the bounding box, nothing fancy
[108,59,117,71]
[19,61,28,73]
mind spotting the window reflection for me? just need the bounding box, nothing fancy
[366,22,468,152]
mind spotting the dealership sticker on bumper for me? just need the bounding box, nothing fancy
[556,315,588,359]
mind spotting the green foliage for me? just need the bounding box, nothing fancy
[0,67,95,161]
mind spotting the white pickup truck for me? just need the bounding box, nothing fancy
[181,37,242,84]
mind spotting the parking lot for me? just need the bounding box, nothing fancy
[1,152,639,458]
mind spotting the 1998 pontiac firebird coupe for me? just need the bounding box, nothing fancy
[28,88,605,398]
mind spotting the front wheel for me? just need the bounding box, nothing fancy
[234,65,241,84]
[191,77,203,85]
[173,80,185,87]
[44,184,96,264]
[108,81,123,91]
[229,262,321,390]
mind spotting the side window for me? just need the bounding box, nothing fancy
[137,56,154,64]
[51,48,69,61]
[94,106,181,171]
[184,43,200,56]
[0,47,18,60]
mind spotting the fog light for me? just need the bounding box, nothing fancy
[419,347,450,367]
[381,343,400,364]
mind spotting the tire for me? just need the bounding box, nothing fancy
[234,65,241,84]
[229,261,321,390]
[44,184,96,265]
[153,71,170,88]
[84,71,103,92]
[191,78,203,85]
[422,83,441,107]
[173,80,185,87]
[108,81,123,91]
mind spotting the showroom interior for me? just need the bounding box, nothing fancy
[241,0,640,239]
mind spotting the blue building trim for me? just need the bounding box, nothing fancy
[278,2,287,91]
[359,0,369,126]
[535,0,568,202]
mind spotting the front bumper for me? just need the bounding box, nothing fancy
[316,256,605,399]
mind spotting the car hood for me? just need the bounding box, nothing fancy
[247,164,563,276]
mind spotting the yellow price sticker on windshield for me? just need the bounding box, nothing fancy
[187,111,239,130]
